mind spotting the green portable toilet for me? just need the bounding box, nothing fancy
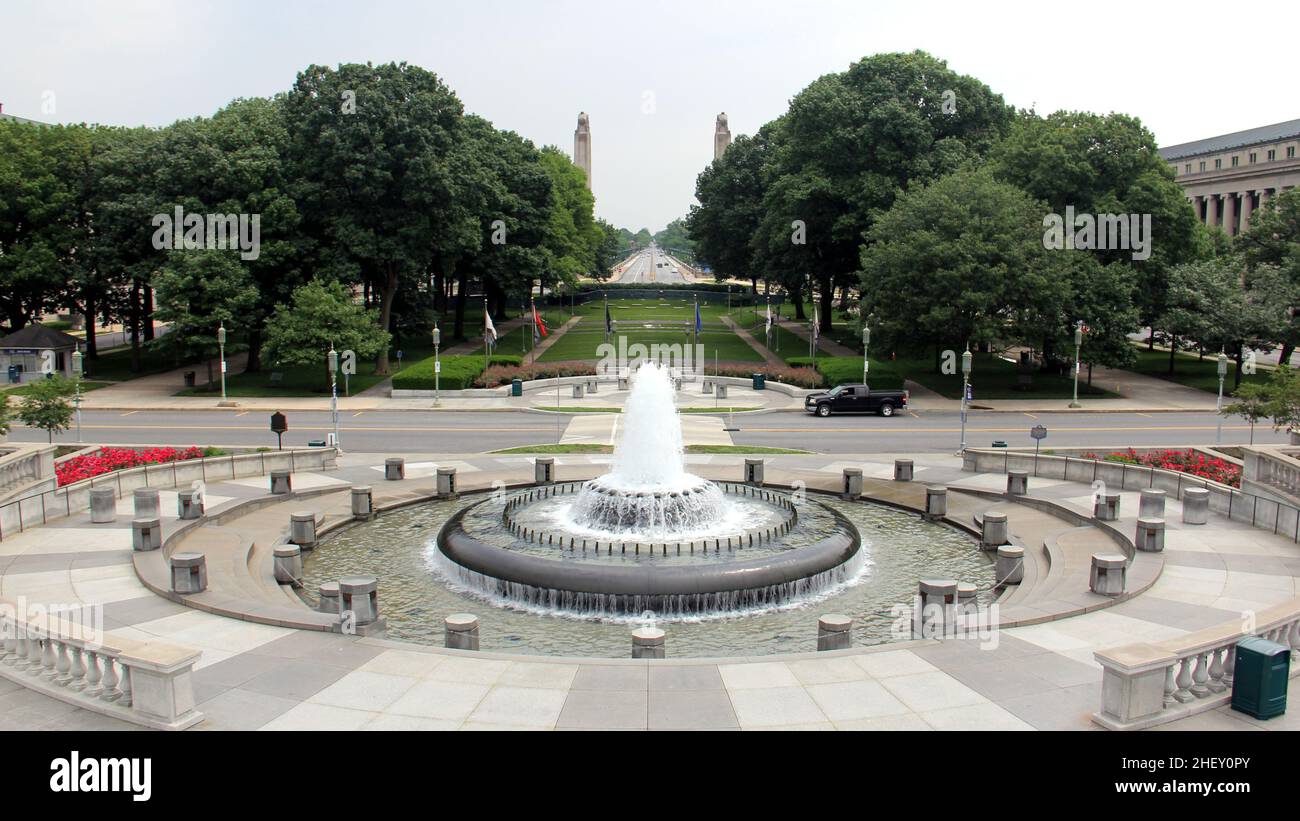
[752,372,766,390]
[511,378,523,397]
[1231,636,1290,719]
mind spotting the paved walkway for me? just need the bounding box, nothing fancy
[2,451,1297,730]
[776,318,859,357]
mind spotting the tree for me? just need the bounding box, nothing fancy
[538,146,600,286]
[18,377,75,442]
[1237,188,1300,364]
[1220,365,1300,444]
[592,219,624,282]
[688,126,776,291]
[262,281,390,389]
[152,251,260,388]
[0,391,10,437]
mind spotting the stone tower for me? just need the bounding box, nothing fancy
[714,112,732,161]
[574,112,592,189]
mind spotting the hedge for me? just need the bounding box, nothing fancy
[391,354,521,390]
[787,356,904,390]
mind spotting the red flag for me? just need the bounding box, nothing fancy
[532,302,548,338]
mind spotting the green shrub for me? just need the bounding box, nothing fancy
[480,361,596,387]
[787,356,904,390]
[711,362,823,388]
[390,354,521,390]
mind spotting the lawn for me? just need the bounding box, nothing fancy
[178,346,433,397]
[1129,346,1267,395]
[82,342,186,381]
[533,314,764,364]
[890,352,1117,400]
[2,380,111,396]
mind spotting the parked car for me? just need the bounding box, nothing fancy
[804,384,908,417]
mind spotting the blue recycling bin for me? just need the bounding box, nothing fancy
[511,378,523,397]
[1231,636,1290,719]
[752,373,766,390]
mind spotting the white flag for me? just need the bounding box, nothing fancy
[484,305,497,346]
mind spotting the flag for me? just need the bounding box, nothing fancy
[765,297,773,345]
[811,303,819,350]
[605,296,612,335]
[483,303,497,348]
[532,299,548,340]
[694,299,702,333]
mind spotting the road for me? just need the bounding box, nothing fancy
[612,244,689,284]
[5,408,1286,454]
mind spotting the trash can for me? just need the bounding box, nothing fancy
[511,378,523,397]
[6,365,19,384]
[752,373,766,390]
[184,371,196,387]
[1231,636,1291,720]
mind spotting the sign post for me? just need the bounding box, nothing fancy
[270,411,288,450]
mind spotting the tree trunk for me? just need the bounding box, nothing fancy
[792,280,807,321]
[374,267,398,375]
[1233,344,1244,389]
[818,274,834,333]
[84,297,97,358]
[129,279,142,373]
[245,328,263,374]
[454,270,468,341]
[142,285,155,342]
[1168,338,1177,375]
[1279,342,1295,369]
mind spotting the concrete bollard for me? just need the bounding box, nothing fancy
[131,518,161,552]
[535,457,555,485]
[339,576,380,625]
[273,544,302,585]
[351,486,373,519]
[176,489,204,520]
[923,487,947,521]
[842,468,863,500]
[916,579,958,636]
[1139,489,1166,519]
[918,579,958,610]
[437,467,457,498]
[980,511,1008,550]
[132,488,160,519]
[586,379,598,394]
[995,545,1024,586]
[89,488,116,524]
[674,377,683,392]
[1090,553,1127,596]
[169,552,207,594]
[716,384,728,399]
[702,379,714,395]
[1182,488,1210,525]
[957,582,978,615]
[1007,470,1028,496]
[318,582,340,614]
[384,457,405,481]
[270,470,292,495]
[817,614,852,651]
[444,614,480,650]
[894,459,914,482]
[1135,518,1166,552]
[290,512,317,549]
[744,458,764,487]
[1095,493,1120,521]
[631,627,666,659]
[572,383,584,399]
[618,377,629,391]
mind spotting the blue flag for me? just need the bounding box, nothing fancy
[694,301,702,333]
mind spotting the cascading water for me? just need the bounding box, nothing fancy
[567,363,727,536]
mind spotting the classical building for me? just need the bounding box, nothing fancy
[573,112,591,189]
[1161,118,1300,236]
[714,112,731,161]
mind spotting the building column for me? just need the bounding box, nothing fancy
[1222,192,1237,236]
[1240,191,1255,233]
[1191,196,1203,223]
[1206,193,1219,228]
[1259,188,1272,210]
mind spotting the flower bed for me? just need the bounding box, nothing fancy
[56,446,204,486]
[1080,448,1241,488]
[478,361,597,387]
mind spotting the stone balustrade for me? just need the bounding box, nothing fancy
[1094,597,1300,730]
[0,444,57,501]
[0,598,203,730]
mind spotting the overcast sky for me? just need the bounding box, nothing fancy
[3,0,1296,232]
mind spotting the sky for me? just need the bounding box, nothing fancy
[3,0,1297,232]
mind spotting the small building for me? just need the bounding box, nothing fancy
[0,324,84,384]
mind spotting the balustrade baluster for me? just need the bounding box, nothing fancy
[1208,647,1227,693]
[118,665,133,708]
[18,635,37,671]
[54,640,72,685]
[1173,656,1196,703]
[1223,644,1236,686]
[1190,652,1211,697]
[67,645,87,690]
[99,656,121,702]
[1163,664,1177,707]
[83,650,103,696]
[39,637,56,679]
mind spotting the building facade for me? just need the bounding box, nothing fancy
[1161,118,1300,236]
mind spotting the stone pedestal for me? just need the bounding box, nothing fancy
[674,377,683,392]
[1090,553,1127,596]
[132,517,161,552]
[273,544,302,585]
[1139,489,1166,519]
[618,377,629,391]
[351,486,373,519]
[702,380,714,395]
[535,457,555,485]
[571,384,584,399]
[586,379,598,394]
[1007,470,1028,496]
[744,458,764,487]
[170,552,207,594]
[817,614,852,651]
[1182,488,1210,525]
[631,627,666,659]
[339,576,379,625]
[384,458,405,481]
[290,512,317,548]
[996,545,1024,585]
[716,384,728,399]
[437,467,457,498]
[133,488,160,519]
[918,579,957,609]
[1135,518,1166,552]
[1095,493,1120,521]
[444,614,480,650]
[89,488,116,524]
[176,489,203,520]
[841,468,863,500]
[924,487,947,520]
[270,470,291,495]
[894,459,914,482]
[980,511,1008,550]
[318,582,340,614]
[957,582,978,615]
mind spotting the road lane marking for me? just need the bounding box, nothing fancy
[741,424,1262,433]
[15,423,557,433]
[1023,413,1038,419]
[119,411,137,417]
[353,411,365,417]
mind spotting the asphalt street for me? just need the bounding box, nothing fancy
[6,408,1286,453]
[612,245,689,284]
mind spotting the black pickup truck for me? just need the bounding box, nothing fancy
[804,384,909,417]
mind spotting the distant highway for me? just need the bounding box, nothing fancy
[612,244,689,284]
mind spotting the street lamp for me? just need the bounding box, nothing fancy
[1069,320,1083,409]
[327,345,341,450]
[1216,350,1228,444]
[862,324,871,384]
[959,346,973,453]
[71,349,83,443]
[217,322,227,402]
[432,324,441,407]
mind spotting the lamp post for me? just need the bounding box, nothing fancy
[959,346,972,453]
[327,345,340,450]
[432,323,441,407]
[1216,350,1228,444]
[217,322,228,402]
[71,349,83,443]
[862,324,871,384]
[1068,321,1083,408]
